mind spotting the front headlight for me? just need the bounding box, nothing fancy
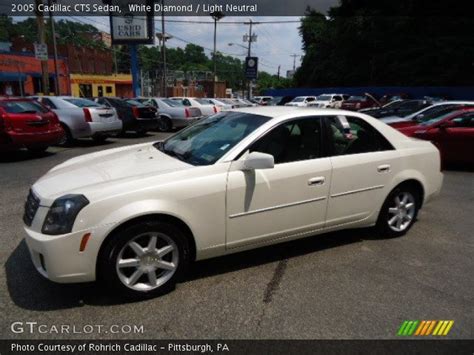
[42,194,89,235]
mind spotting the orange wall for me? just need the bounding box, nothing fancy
[0,52,69,95]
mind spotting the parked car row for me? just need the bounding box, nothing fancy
[382,101,474,167]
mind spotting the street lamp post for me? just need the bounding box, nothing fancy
[210,11,224,98]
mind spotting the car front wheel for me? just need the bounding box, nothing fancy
[98,220,191,299]
[376,185,420,237]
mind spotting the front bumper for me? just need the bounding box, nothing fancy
[24,222,113,283]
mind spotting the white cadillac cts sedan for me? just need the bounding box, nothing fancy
[24,107,443,298]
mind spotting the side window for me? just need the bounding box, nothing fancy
[182,99,191,106]
[41,98,56,109]
[327,116,393,156]
[452,113,474,127]
[249,118,322,164]
[334,96,342,101]
[306,97,315,102]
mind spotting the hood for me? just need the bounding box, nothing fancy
[33,143,192,203]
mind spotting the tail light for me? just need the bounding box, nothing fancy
[0,113,12,131]
[83,108,92,122]
[132,106,140,118]
[185,108,191,118]
[356,103,361,109]
[213,106,217,113]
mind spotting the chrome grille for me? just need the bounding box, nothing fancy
[23,190,40,226]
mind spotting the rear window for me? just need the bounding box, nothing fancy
[161,99,183,107]
[0,100,48,114]
[125,99,147,107]
[63,98,101,108]
[196,99,212,105]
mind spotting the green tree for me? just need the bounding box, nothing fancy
[295,1,474,86]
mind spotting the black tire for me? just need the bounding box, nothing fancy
[136,128,148,136]
[98,220,192,299]
[375,184,421,238]
[27,146,48,153]
[92,135,108,143]
[59,123,75,146]
[157,117,172,132]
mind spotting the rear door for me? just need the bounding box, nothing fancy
[324,115,399,227]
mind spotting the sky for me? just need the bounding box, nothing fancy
[75,16,304,76]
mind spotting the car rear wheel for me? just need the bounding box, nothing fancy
[98,220,191,299]
[27,146,48,153]
[92,135,108,143]
[376,184,420,237]
[59,123,74,146]
[157,117,172,132]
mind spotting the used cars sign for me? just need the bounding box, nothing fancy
[109,0,154,44]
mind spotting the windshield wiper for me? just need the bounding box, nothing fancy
[154,142,189,163]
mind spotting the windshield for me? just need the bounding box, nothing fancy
[348,96,366,101]
[291,97,305,102]
[64,98,101,108]
[155,111,271,166]
[317,95,331,101]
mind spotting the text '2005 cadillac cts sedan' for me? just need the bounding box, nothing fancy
[23,107,443,298]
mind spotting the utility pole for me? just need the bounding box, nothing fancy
[48,0,60,95]
[277,65,281,80]
[290,54,300,71]
[35,0,49,95]
[161,0,167,97]
[211,11,225,98]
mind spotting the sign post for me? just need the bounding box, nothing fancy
[109,0,154,97]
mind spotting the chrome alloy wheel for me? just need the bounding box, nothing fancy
[116,233,179,291]
[387,191,416,232]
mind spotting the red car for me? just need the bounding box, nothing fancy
[0,98,64,153]
[395,108,474,167]
[341,93,381,111]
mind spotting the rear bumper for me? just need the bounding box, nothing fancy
[88,120,123,137]
[0,128,64,151]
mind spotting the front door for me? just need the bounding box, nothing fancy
[226,117,331,249]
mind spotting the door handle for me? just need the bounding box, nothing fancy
[377,164,391,173]
[308,177,325,186]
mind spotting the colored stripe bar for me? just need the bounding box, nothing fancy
[415,321,426,336]
[433,321,444,335]
[407,320,419,335]
[442,321,454,336]
[397,321,410,336]
[425,320,437,335]
[420,321,431,335]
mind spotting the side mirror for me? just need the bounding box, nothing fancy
[242,152,274,170]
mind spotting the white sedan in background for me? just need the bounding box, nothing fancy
[24,107,442,298]
[285,96,318,107]
[169,97,219,116]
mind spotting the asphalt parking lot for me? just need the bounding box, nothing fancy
[1,133,473,340]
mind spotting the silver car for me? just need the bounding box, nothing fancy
[137,97,203,132]
[34,96,122,144]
